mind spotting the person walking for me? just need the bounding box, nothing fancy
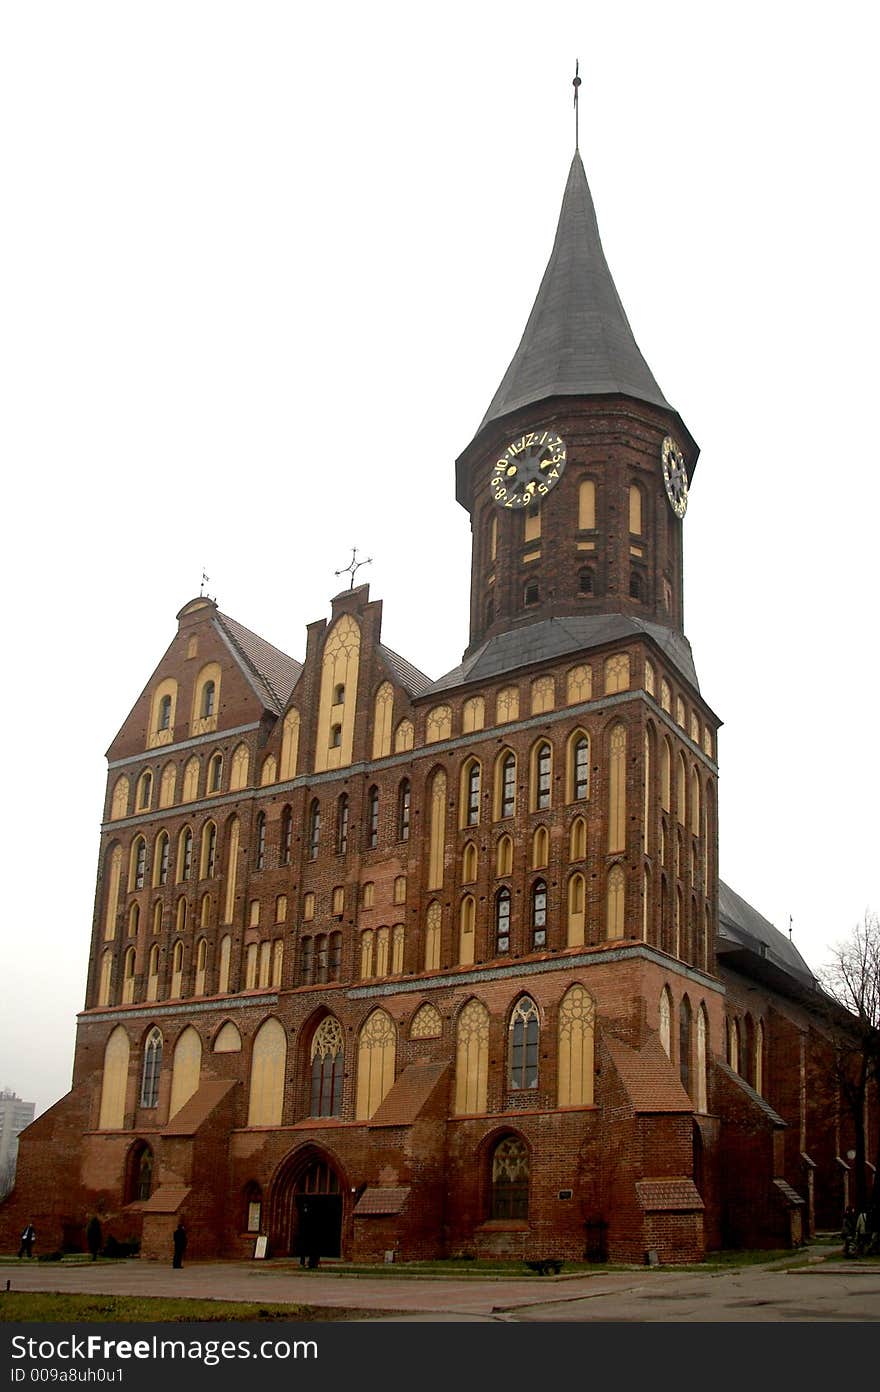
[17,1222,36,1259]
[172,1221,187,1269]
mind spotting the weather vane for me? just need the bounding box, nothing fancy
[199,568,210,597]
[334,547,372,591]
[573,59,581,151]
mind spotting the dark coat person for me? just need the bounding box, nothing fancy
[17,1223,36,1259]
[86,1216,102,1261]
[172,1221,187,1269]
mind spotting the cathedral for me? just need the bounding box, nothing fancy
[4,132,875,1266]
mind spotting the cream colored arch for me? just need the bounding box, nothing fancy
[214,1020,242,1052]
[97,949,113,1006]
[315,616,360,771]
[355,1008,397,1120]
[532,825,549,870]
[104,845,122,940]
[110,777,129,820]
[280,710,300,780]
[567,873,586,946]
[148,677,178,749]
[217,934,232,994]
[427,768,447,890]
[230,743,250,791]
[608,723,627,852]
[604,653,630,694]
[260,754,277,786]
[158,763,176,809]
[496,686,519,723]
[223,818,240,923]
[459,895,476,966]
[578,478,596,530]
[462,696,485,733]
[182,756,200,802]
[557,985,595,1106]
[659,986,672,1057]
[566,665,592,705]
[394,719,414,752]
[569,816,586,861]
[454,999,489,1115]
[426,705,452,743]
[607,863,625,939]
[247,1017,287,1126]
[496,833,513,877]
[411,1002,442,1038]
[424,902,441,972]
[530,675,555,715]
[98,1026,130,1129]
[169,1026,202,1119]
[372,682,394,759]
[191,663,221,736]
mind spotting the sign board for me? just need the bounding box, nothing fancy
[253,1235,268,1260]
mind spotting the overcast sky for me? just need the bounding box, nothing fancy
[2,1,878,1118]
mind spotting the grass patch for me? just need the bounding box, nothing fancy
[0,1292,381,1323]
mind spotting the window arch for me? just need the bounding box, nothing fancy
[462,840,478,884]
[530,675,554,714]
[276,805,291,867]
[495,887,511,955]
[496,687,519,724]
[397,779,411,842]
[194,937,208,995]
[495,750,517,820]
[427,768,446,890]
[121,946,136,1004]
[140,1028,163,1108]
[159,762,176,808]
[531,824,548,869]
[462,696,485,733]
[426,704,452,742]
[659,986,672,1057]
[217,935,231,994]
[454,999,489,1115]
[679,996,692,1096]
[372,682,394,759]
[198,820,217,879]
[607,863,625,939]
[359,929,374,980]
[335,794,349,855]
[182,756,200,803]
[207,751,223,794]
[530,740,552,812]
[394,719,414,752]
[248,1018,286,1127]
[104,845,122,940]
[355,1009,396,1120]
[566,665,592,704]
[307,799,320,860]
[411,1002,442,1039]
[460,758,481,828]
[608,723,627,852]
[509,997,539,1090]
[459,895,476,965]
[496,833,513,877]
[110,776,129,820]
[567,872,586,946]
[366,785,379,848]
[490,1135,530,1219]
[129,836,146,891]
[558,984,595,1106]
[192,664,220,732]
[604,653,630,694]
[169,1025,202,1119]
[153,831,170,887]
[696,1006,708,1113]
[424,901,441,972]
[97,949,113,1006]
[260,755,277,786]
[170,940,184,997]
[567,731,590,802]
[229,743,249,791]
[127,901,140,938]
[280,709,300,780]
[136,770,153,812]
[569,816,586,861]
[309,1017,344,1118]
[146,943,160,999]
[530,879,547,949]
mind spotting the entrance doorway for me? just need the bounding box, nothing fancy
[294,1159,342,1261]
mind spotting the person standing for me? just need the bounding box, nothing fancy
[17,1222,36,1259]
[86,1216,102,1261]
[172,1221,187,1269]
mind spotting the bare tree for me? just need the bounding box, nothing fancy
[0,1153,16,1201]
[819,912,880,1213]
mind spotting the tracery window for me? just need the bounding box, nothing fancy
[463,759,481,827]
[130,836,146,891]
[557,985,595,1106]
[490,1136,529,1220]
[207,752,223,794]
[531,879,547,950]
[309,1017,344,1118]
[454,999,489,1115]
[140,1028,163,1108]
[570,733,589,802]
[495,887,511,955]
[498,751,516,819]
[509,997,539,1089]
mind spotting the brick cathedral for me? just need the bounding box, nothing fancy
[5,138,875,1265]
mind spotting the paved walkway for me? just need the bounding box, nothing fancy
[4,1249,880,1322]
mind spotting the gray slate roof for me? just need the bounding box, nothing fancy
[425,613,700,696]
[377,643,433,698]
[479,152,672,435]
[216,611,302,713]
[718,881,816,990]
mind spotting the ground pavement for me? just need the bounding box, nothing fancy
[4,1248,880,1322]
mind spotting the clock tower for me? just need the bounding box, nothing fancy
[456,151,699,658]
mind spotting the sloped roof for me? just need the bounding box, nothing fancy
[216,611,302,712]
[604,1034,693,1113]
[476,152,673,439]
[161,1079,237,1136]
[718,882,815,991]
[368,1061,449,1127]
[426,613,700,695]
[636,1179,704,1212]
[353,1187,410,1216]
[714,1059,785,1126]
[773,1178,806,1207]
[377,643,433,698]
[133,1184,190,1214]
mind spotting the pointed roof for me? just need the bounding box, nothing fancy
[214,610,302,712]
[478,151,671,437]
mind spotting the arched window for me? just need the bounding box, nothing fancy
[530,676,554,714]
[567,872,585,946]
[169,1025,202,1119]
[394,719,414,752]
[129,1144,154,1202]
[372,682,394,759]
[336,794,349,855]
[200,822,217,879]
[194,937,208,996]
[355,1009,397,1120]
[427,769,446,890]
[426,704,452,742]
[130,836,146,891]
[679,996,692,1096]
[128,902,140,938]
[136,770,153,812]
[462,759,481,828]
[201,680,216,718]
[397,779,411,841]
[122,947,136,1004]
[496,834,513,877]
[696,1006,708,1113]
[411,1002,442,1039]
[607,863,625,939]
[509,998,539,1090]
[661,738,672,811]
[495,887,511,955]
[367,786,379,848]
[569,733,589,802]
[280,709,300,780]
[463,696,485,733]
[170,940,184,997]
[278,806,292,866]
[530,879,547,949]
[690,767,701,836]
[558,984,595,1106]
[147,943,160,999]
[569,816,586,860]
[462,841,478,884]
[150,832,168,889]
[254,813,266,870]
[604,654,630,694]
[230,743,249,791]
[140,1028,163,1108]
[98,1026,129,1128]
[454,999,489,1115]
[459,895,476,965]
[375,926,390,977]
[159,763,176,808]
[566,665,592,704]
[260,755,277,786]
[248,1018,286,1127]
[391,923,404,974]
[218,935,231,994]
[531,741,552,811]
[676,752,687,825]
[424,901,441,972]
[659,986,672,1057]
[608,723,627,852]
[307,799,320,860]
[496,751,516,819]
[110,776,129,820]
[360,929,374,980]
[104,846,122,941]
[729,1016,740,1073]
[531,825,548,869]
[490,1135,529,1219]
[207,752,223,794]
[496,687,519,723]
[309,1017,344,1118]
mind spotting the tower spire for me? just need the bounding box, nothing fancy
[573,59,581,152]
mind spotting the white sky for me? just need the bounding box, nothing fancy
[2,1,878,1118]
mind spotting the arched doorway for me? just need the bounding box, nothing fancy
[269,1148,345,1260]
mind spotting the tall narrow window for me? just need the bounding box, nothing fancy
[462,841,478,884]
[200,822,217,879]
[464,760,480,827]
[567,872,585,946]
[509,997,539,1089]
[570,735,589,802]
[131,837,146,891]
[495,887,511,955]
[397,779,411,842]
[427,769,446,890]
[158,694,172,730]
[531,879,547,949]
[280,806,292,866]
[608,724,627,853]
[680,996,692,1096]
[307,799,320,860]
[424,901,441,971]
[533,742,552,811]
[208,752,222,793]
[336,794,349,854]
[659,986,672,1057]
[309,1018,344,1118]
[367,786,379,848]
[140,1028,163,1108]
[254,813,266,870]
[557,985,595,1106]
[154,832,170,887]
[328,932,342,982]
[201,680,216,718]
[496,834,513,877]
[459,895,476,965]
[136,771,153,812]
[355,1009,397,1121]
[696,1006,708,1113]
[454,999,489,1115]
[499,752,516,819]
[177,827,193,882]
[607,863,625,939]
[490,1136,529,1219]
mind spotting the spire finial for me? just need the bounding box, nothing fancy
[199,568,210,597]
[572,59,581,152]
[334,547,372,591]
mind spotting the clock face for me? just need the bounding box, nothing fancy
[661,435,689,518]
[489,429,567,509]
